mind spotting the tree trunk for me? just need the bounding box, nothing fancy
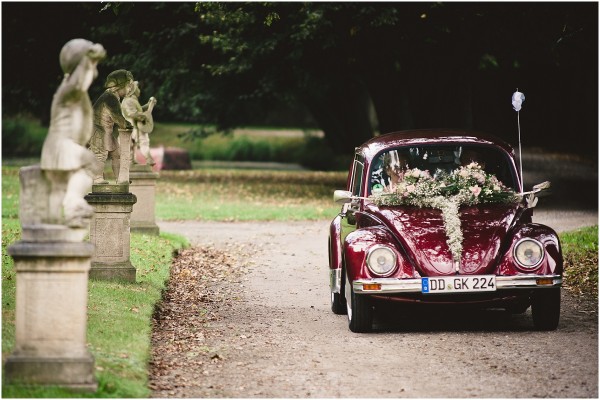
[302,76,376,154]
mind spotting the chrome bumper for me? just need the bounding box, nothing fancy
[353,275,562,294]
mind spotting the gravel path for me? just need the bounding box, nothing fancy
[152,208,597,398]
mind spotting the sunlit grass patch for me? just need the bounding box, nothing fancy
[156,169,346,221]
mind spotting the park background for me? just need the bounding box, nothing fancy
[2,2,598,166]
[2,2,598,398]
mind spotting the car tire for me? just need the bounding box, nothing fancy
[505,302,530,314]
[331,270,347,315]
[345,273,373,333]
[329,239,347,315]
[531,288,561,331]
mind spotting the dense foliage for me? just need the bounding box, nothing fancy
[2,2,597,155]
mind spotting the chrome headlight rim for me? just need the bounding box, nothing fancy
[366,245,398,277]
[513,238,545,269]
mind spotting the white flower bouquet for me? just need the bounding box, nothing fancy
[370,162,519,262]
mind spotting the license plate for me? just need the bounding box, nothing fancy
[422,275,496,294]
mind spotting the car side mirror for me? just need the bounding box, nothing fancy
[524,181,551,209]
[532,181,551,193]
[333,190,353,204]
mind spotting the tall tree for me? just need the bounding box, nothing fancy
[193,2,597,153]
[3,2,596,155]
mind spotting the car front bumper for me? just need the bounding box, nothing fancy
[352,274,562,294]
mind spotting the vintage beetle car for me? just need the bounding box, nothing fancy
[329,129,562,333]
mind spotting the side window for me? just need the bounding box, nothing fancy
[351,158,364,197]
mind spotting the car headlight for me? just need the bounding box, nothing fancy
[366,245,397,276]
[513,238,544,269]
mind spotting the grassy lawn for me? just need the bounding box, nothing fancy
[1,164,597,397]
[156,169,346,221]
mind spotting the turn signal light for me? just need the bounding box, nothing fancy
[536,278,554,286]
[362,283,382,291]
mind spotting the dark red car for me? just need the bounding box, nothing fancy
[329,129,562,332]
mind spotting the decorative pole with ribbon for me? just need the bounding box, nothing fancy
[512,89,525,194]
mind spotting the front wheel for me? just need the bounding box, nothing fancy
[331,280,347,315]
[345,274,373,333]
[531,288,561,331]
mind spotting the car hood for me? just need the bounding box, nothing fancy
[367,203,521,276]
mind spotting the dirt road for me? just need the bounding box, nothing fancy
[153,208,597,398]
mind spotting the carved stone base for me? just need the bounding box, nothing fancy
[89,261,137,281]
[6,237,97,391]
[4,355,97,391]
[130,221,160,236]
[85,186,137,282]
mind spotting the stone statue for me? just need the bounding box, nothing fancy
[121,81,157,166]
[88,69,134,184]
[39,38,106,228]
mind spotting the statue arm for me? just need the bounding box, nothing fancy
[65,44,106,92]
[141,97,157,112]
[122,98,146,121]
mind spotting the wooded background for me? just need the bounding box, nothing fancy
[2,2,597,156]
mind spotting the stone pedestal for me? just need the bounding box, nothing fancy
[129,164,160,235]
[5,227,97,391]
[85,184,137,282]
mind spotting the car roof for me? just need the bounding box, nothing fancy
[356,129,515,161]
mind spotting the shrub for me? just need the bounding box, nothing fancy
[2,118,47,158]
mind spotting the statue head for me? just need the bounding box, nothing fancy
[104,69,134,90]
[126,81,141,98]
[59,39,105,75]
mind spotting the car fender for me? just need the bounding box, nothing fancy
[497,223,563,276]
[343,226,398,282]
[329,215,343,271]
[328,215,344,293]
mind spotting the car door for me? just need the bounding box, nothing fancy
[339,154,365,244]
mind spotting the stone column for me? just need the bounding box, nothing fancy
[85,184,137,282]
[116,128,132,184]
[129,164,160,235]
[5,227,97,391]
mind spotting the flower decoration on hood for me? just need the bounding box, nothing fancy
[370,163,519,262]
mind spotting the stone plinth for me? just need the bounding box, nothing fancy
[85,184,137,282]
[129,164,160,235]
[5,233,97,391]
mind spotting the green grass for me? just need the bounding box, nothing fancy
[156,169,346,221]
[561,225,598,297]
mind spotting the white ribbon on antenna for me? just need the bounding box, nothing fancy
[512,91,525,111]
[512,89,525,193]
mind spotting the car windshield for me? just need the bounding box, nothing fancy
[369,144,517,195]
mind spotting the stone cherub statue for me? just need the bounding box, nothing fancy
[88,69,134,184]
[121,81,157,166]
[38,38,106,228]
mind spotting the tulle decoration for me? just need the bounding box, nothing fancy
[512,91,525,111]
